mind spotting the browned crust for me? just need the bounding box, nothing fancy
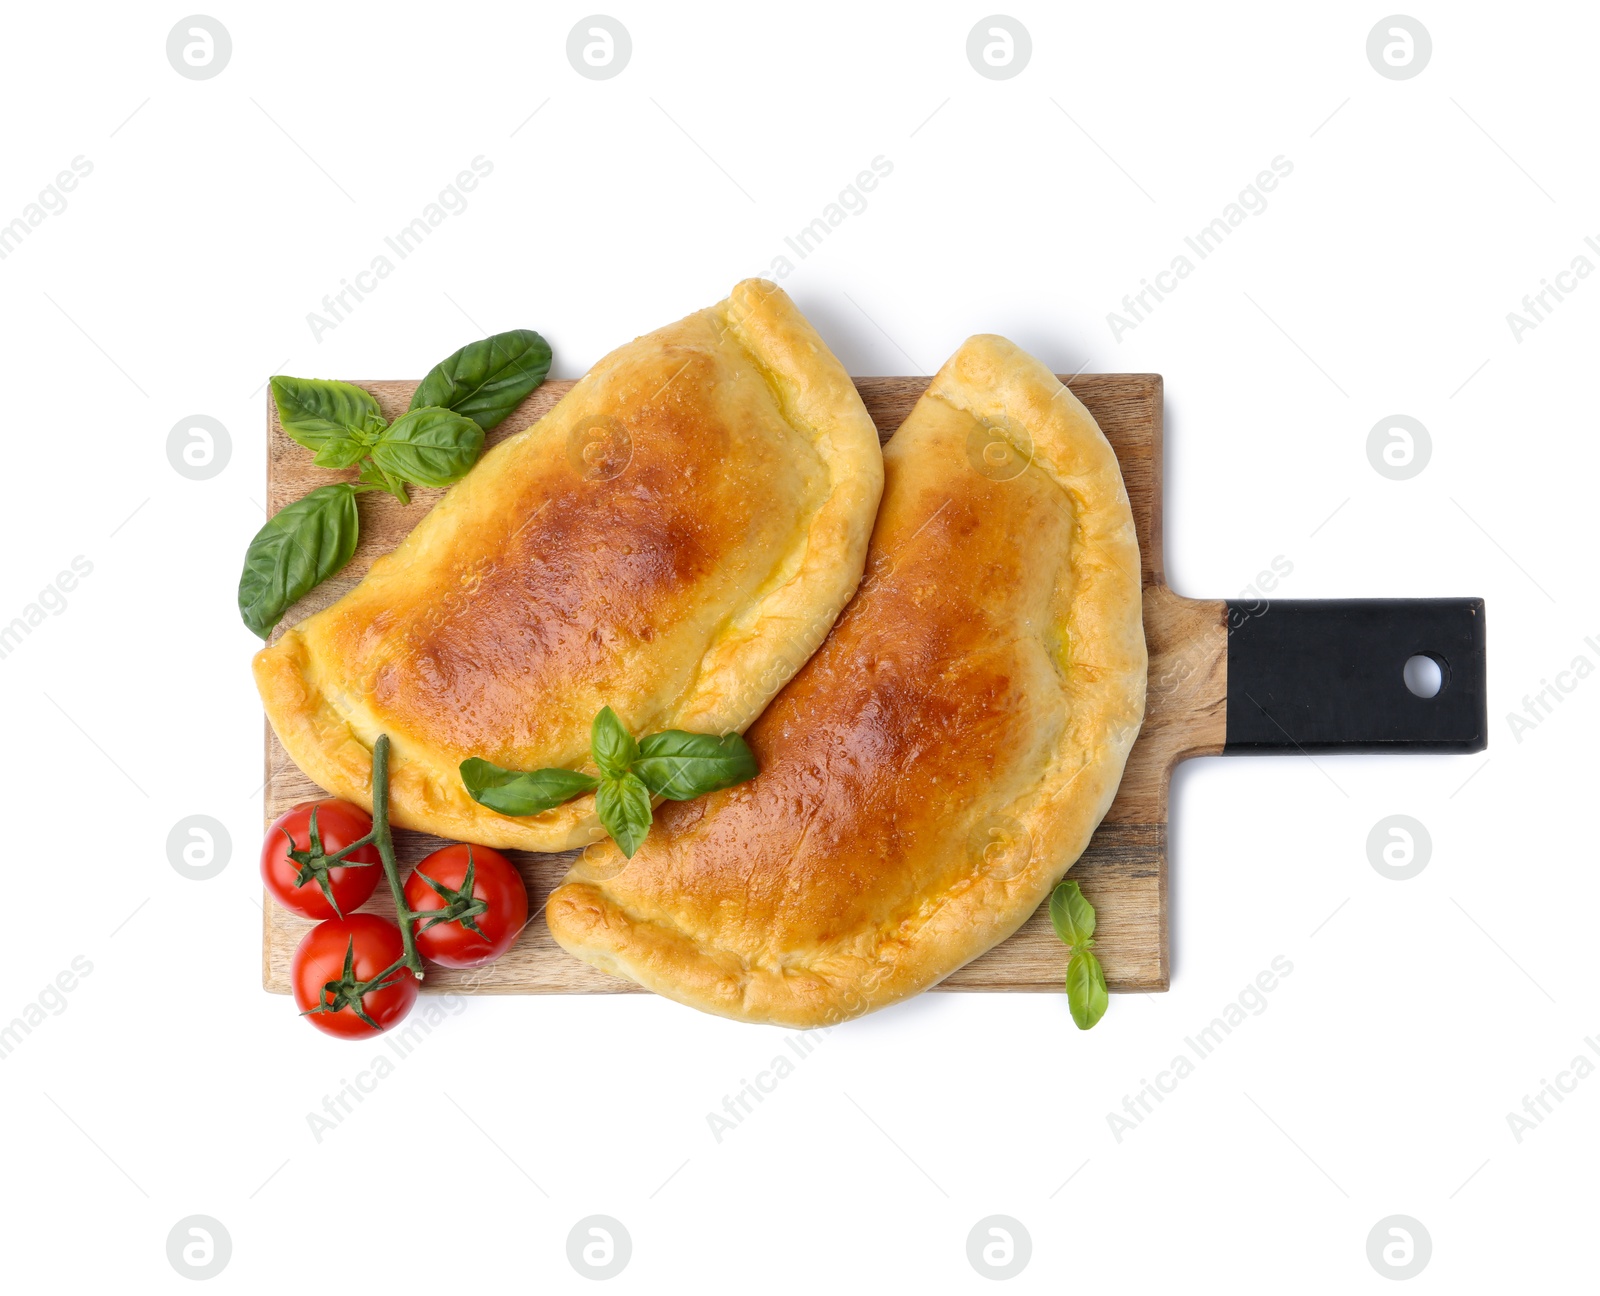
[546,335,1147,1026]
[253,281,883,850]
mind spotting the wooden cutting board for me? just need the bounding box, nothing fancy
[261,373,1220,996]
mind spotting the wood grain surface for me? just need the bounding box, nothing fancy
[261,374,1225,997]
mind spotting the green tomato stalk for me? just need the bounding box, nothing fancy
[368,734,425,981]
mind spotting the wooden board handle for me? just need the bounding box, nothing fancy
[1223,598,1488,754]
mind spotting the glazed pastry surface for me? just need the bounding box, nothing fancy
[254,280,884,851]
[547,335,1147,1025]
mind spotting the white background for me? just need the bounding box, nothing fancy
[1,2,1595,1290]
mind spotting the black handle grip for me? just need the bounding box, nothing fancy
[1224,598,1487,754]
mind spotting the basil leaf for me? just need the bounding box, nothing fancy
[1049,879,1096,949]
[1066,949,1109,1030]
[635,730,758,800]
[271,376,385,451]
[369,406,485,488]
[595,772,652,858]
[591,706,639,779]
[412,329,552,430]
[459,758,598,816]
[356,458,410,505]
[312,435,370,471]
[237,483,359,639]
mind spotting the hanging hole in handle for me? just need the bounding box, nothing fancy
[1403,653,1444,699]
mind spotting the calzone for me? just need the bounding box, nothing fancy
[546,335,1147,1026]
[254,280,883,851]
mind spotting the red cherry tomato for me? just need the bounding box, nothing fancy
[405,843,528,968]
[262,799,381,920]
[292,914,419,1039]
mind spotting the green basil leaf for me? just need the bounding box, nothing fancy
[412,329,552,430]
[1066,949,1109,1030]
[369,406,485,488]
[356,458,410,505]
[595,772,652,858]
[635,730,758,800]
[1049,879,1096,949]
[271,376,385,451]
[459,758,598,816]
[591,706,639,779]
[312,435,370,470]
[237,483,359,639]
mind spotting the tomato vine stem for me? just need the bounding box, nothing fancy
[371,734,425,981]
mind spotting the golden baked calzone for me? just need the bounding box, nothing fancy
[254,280,883,851]
[546,335,1147,1026]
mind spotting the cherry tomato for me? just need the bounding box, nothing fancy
[405,843,528,968]
[292,914,419,1039]
[262,799,381,920]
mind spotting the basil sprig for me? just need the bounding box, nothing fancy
[1050,879,1109,1030]
[459,706,759,858]
[268,376,485,508]
[239,330,548,640]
